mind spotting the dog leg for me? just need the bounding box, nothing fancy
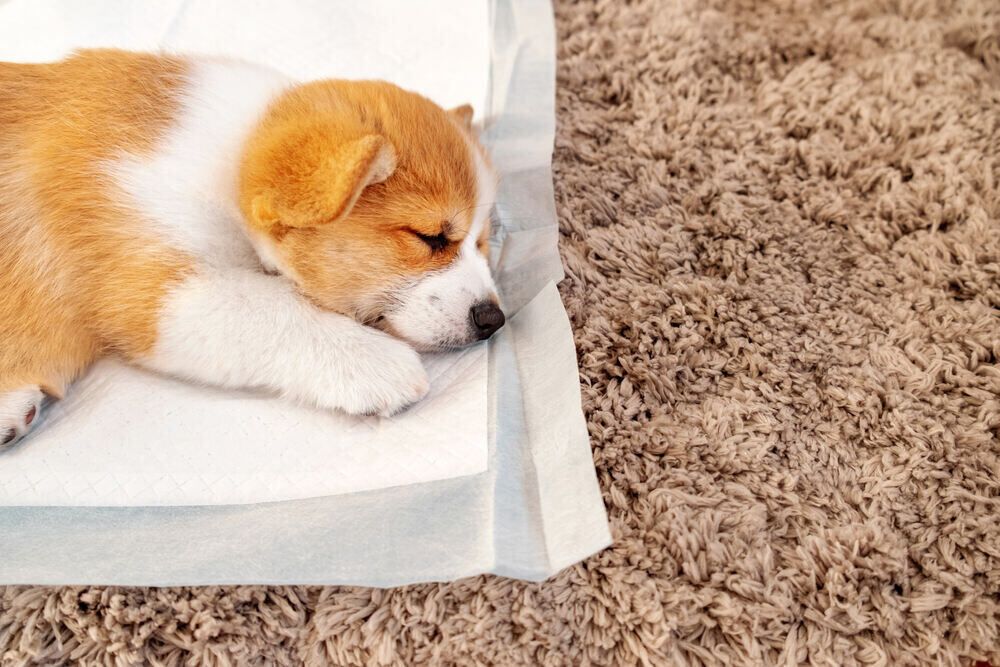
[136,270,429,416]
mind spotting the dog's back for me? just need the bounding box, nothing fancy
[0,51,193,395]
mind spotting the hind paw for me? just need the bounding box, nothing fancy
[0,386,44,451]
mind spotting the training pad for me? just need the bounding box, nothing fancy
[0,0,611,585]
[0,0,492,506]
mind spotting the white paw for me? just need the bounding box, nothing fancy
[0,386,44,451]
[325,330,430,417]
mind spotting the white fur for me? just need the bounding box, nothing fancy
[0,385,43,450]
[384,138,499,349]
[110,58,294,274]
[143,270,429,416]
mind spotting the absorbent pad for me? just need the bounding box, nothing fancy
[0,0,491,506]
[0,0,612,585]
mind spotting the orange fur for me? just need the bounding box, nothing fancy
[0,50,192,395]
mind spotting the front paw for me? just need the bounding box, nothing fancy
[330,333,429,417]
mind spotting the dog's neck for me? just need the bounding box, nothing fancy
[109,57,294,274]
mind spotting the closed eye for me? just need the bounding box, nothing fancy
[412,230,450,253]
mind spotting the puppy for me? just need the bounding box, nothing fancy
[0,49,504,449]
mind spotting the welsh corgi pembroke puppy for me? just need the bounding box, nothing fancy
[0,49,505,449]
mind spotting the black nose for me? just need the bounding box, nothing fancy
[470,302,505,340]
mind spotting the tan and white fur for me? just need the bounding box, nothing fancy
[0,49,503,449]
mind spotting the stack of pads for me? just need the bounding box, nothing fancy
[0,0,610,585]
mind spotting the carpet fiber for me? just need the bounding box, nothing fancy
[3,0,1000,664]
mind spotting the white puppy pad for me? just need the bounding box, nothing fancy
[0,0,491,506]
[0,0,611,585]
[0,350,485,506]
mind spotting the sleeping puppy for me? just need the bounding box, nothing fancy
[0,49,504,449]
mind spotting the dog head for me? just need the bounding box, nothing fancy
[239,80,503,350]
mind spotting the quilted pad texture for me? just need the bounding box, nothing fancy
[0,349,486,506]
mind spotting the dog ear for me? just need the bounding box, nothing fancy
[242,121,396,230]
[448,104,475,131]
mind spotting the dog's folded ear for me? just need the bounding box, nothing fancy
[241,121,396,230]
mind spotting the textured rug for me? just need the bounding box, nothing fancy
[3,0,1000,664]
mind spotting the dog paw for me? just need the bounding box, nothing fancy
[0,386,44,451]
[329,332,430,417]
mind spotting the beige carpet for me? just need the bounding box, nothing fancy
[3,0,1000,664]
